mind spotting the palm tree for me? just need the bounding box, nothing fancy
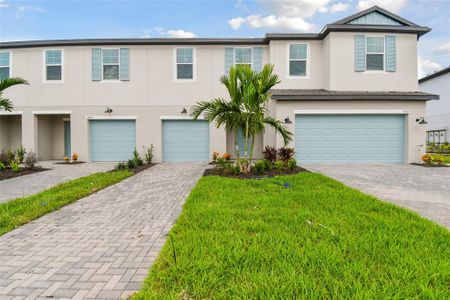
[191,64,292,172]
[0,77,29,111]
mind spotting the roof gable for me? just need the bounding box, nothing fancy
[347,11,403,26]
[332,5,418,27]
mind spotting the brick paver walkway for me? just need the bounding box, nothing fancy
[0,161,115,203]
[306,164,450,229]
[0,163,206,299]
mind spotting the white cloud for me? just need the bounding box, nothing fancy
[166,29,196,38]
[0,0,9,9]
[228,17,246,30]
[258,0,330,18]
[329,2,349,13]
[15,5,47,18]
[418,57,443,77]
[357,0,408,13]
[434,42,450,55]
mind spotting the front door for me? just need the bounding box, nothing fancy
[64,121,71,157]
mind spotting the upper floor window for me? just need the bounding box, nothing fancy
[44,50,63,81]
[175,48,195,80]
[366,37,384,71]
[288,44,307,77]
[0,51,11,80]
[102,49,120,80]
[234,48,252,68]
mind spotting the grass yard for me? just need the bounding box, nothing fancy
[0,170,133,236]
[134,173,450,299]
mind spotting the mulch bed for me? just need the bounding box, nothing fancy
[411,163,449,168]
[0,167,50,181]
[203,166,308,179]
[54,161,86,165]
[120,163,156,174]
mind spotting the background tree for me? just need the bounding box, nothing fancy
[0,77,28,111]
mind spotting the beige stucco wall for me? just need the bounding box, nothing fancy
[270,100,427,164]
[0,115,22,152]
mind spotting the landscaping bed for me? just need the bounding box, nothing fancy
[134,173,450,299]
[204,165,307,179]
[0,167,49,181]
[54,161,86,165]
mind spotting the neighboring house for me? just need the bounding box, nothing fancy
[0,6,438,164]
[419,66,449,145]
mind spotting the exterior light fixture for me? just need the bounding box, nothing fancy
[284,117,292,124]
[104,107,113,113]
[415,117,428,124]
[181,107,187,114]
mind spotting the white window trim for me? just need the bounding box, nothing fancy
[286,43,310,79]
[173,47,196,82]
[0,110,22,115]
[42,49,64,83]
[364,35,386,73]
[32,110,72,115]
[86,116,137,120]
[101,48,120,81]
[234,47,253,68]
[294,110,409,115]
[160,116,205,120]
[0,50,12,79]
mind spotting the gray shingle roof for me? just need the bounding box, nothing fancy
[270,89,439,101]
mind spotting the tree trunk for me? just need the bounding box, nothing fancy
[248,134,255,173]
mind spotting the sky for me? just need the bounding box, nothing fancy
[0,0,449,78]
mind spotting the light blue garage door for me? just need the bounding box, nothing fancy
[295,114,405,164]
[90,120,136,162]
[162,120,209,162]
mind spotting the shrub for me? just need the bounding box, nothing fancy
[212,152,220,163]
[15,146,26,163]
[278,147,295,163]
[0,162,5,171]
[24,151,38,169]
[273,160,285,170]
[223,153,232,161]
[254,160,270,174]
[132,149,144,166]
[145,145,154,165]
[64,156,70,163]
[421,154,432,165]
[10,160,20,172]
[217,157,227,168]
[0,150,14,164]
[72,153,79,162]
[431,155,444,166]
[117,161,127,170]
[263,146,277,163]
[127,159,137,169]
[287,158,297,170]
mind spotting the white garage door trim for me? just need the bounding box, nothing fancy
[294,109,409,115]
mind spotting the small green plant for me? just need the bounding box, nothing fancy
[24,151,38,169]
[253,160,271,174]
[15,146,26,163]
[127,159,137,169]
[263,146,278,163]
[145,145,154,165]
[117,161,127,170]
[273,160,285,170]
[10,160,20,172]
[0,161,5,171]
[133,149,144,167]
[217,157,228,169]
[287,158,297,170]
[431,155,444,166]
[0,150,14,164]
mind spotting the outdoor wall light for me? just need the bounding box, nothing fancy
[415,117,428,124]
[284,116,292,124]
[104,107,113,113]
[181,107,187,114]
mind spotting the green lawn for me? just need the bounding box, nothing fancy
[134,173,450,299]
[0,170,132,236]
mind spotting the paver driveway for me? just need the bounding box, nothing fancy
[0,163,206,299]
[0,161,115,203]
[306,164,450,229]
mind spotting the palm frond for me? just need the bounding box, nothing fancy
[263,116,293,145]
[0,77,29,92]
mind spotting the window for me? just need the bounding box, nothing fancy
[176,48,194,80]
[234,48,252,67]
[427,130,447,145]
[366,37,384,71]
[288,44,307,77]
[44,50,63,81]
[102,49,120,80]
[0,51,10,80]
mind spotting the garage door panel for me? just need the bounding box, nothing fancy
[295,114,404,164]
[162,120,209,162]
[90,120,136,162]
